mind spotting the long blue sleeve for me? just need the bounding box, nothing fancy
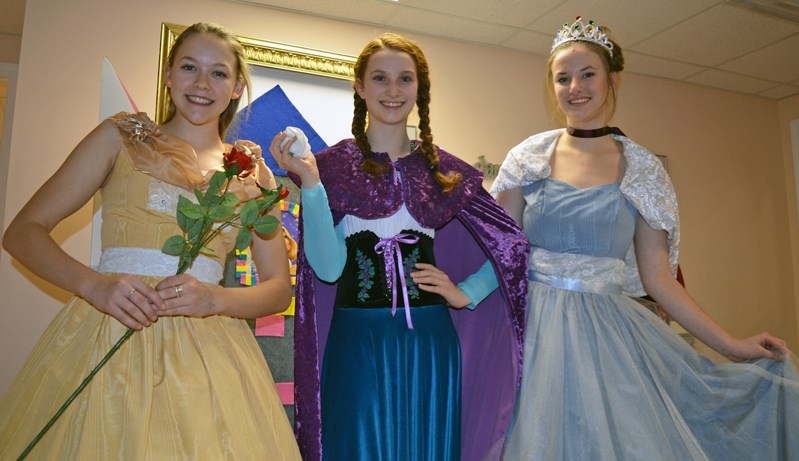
[301,183,347,282]
[457,259,499,310]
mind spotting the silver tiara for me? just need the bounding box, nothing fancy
[551,16,613,58]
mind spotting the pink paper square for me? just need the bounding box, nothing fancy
[276,382,294,405]
[254,315,285,337]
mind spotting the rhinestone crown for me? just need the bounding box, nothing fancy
[551,16,613,57]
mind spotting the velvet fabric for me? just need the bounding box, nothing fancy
[293,139,529,461]
[322,305,461,460]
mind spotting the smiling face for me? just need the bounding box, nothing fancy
[549,42,617,129]
[354,48,418,130]
[164,32,244,131]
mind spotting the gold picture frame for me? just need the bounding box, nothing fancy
[155,22,356,124]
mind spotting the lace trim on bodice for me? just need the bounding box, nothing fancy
[148,178,197,213]
[147,178,231,234]
[97,247,223,284]
[528,247,624,295]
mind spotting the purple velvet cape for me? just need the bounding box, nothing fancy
[293,139,529,461]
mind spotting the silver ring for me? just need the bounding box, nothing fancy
[174,285,183,298]
[127,288,137,299]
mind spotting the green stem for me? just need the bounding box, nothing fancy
[16,327,136,460]
[17,183,281,459]
[199,215,240,250]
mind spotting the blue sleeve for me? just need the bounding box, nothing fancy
[457,259,499,310]
[301,183,347,282]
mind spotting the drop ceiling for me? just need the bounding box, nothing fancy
[231,0,799,100]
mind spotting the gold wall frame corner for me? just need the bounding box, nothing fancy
[155,22,356,124]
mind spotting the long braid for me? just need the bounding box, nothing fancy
[353,90,389,175]
[353,33,461,192]
[416,86,460,192]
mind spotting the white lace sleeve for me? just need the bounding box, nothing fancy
[618,136,680,296]
[490,130,562,194]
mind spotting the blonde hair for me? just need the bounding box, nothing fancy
[162,22,252,138]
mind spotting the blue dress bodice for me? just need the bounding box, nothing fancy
[523,178,637,260]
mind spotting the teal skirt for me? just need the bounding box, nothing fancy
[321,305,461,460]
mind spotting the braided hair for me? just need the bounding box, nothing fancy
[352,33,461,193]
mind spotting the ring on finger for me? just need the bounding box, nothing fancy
[174,284,183,298]
[127,288,137,299]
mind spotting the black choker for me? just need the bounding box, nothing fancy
[566,126,625,138]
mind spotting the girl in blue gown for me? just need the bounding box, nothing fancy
[493,16,799,460]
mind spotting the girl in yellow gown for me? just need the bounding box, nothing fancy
[0,22,301,460]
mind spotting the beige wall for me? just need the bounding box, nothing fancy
[0,35,21,65]
[779,94,799,351]
[1,0,797,394]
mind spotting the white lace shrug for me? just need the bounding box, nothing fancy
[490,129,680,297]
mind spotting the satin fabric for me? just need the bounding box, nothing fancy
[0,113,300,460]
[321,306,461,460]
[113,112,274,202]
[502,177,799,460]
[506,281,799,460]
[0,287,300,460]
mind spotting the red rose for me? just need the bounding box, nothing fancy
[224,147,255,178]
[278,186,290,199]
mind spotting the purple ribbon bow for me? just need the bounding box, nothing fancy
[374,233,420,329]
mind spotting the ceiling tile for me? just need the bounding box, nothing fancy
[757,84,799,100]
[718,33,799,83]
[231,0,399,24]
[499,29,553,55]
[397,0,563,29]
[623,51,705,81]
[191,1,799,99]
[686,68,779,94]
[384,8,519,45]
[525,0,723,43]
[632,3,799,66]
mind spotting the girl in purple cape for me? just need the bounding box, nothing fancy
[271,33,529,461]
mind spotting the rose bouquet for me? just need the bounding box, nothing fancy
[17,143,287,459]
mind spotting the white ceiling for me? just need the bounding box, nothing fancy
[2,0,798,99]
[231,0,799,100]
